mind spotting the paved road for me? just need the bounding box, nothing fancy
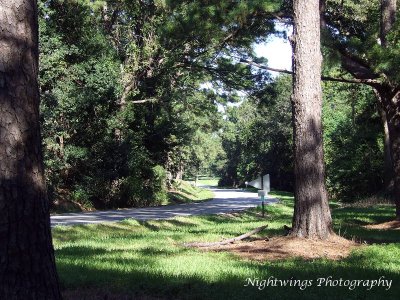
[50,188,277,227]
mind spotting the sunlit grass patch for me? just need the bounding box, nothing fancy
[197,177,220,186]
[167,180,214,205]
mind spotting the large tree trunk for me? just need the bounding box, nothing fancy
[291,0,333,239]
[0,1,61,299]
[375,88,400,219]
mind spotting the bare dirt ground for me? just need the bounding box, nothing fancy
[207,234,361,261]
[364,220,400,230]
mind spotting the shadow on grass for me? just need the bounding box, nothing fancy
[332,205,399,244]
[57,245,400,300]
[333,206,395,224]
[335,226,399,244]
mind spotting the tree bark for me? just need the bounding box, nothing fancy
[378,0,399,218]
[377,100,394,193]
[381,0,397,47]
[375,88,400,219]
[290,0,333,239]
[0,0,61,299]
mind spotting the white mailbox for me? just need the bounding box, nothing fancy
[248,174,270,192]
[258,190,268,197]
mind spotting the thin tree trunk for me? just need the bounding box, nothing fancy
[381,0,397,47]
[377,0,398,212]
[291,0,333,239]
[377,100,394,193]
[176,163,183,180]
[0,1,61,298]
[386,104,400,219]
[376,89,400,219]
[388,124,400,219]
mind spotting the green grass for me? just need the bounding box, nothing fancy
[197,177,219,186]
[166,180,214,205]
[53,191,400,300]
[185,177,220,187]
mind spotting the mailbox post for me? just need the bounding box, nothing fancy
[247,174,270,217]
[258,190,267,217]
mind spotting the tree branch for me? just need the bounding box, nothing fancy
[117,97,158,106]
[183,225,268,247]
[239,58,381,86]
[130,98,158,104]
[240,58,293,75]
[321,76,380,85]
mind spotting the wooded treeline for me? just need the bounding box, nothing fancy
[39,0,274,209]
[220,76,384,200]
[38,0,399,211]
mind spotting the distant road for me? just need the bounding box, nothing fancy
[51,188,277,227]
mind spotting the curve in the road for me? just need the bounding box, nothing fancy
[51,188,277,227]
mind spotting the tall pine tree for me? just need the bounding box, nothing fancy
[0,0,61,298]
[291,0,333,239]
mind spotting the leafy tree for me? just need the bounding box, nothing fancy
[322,0,400,218]
[219,75,293,190]
[39,0,130,208]
[323,82,384,200]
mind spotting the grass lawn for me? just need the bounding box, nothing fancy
[184,177,220,187]
[196,177,220,187]
[167,180,214,205]
[53,191,399,299]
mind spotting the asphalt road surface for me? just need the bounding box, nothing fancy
[51,188,277,227]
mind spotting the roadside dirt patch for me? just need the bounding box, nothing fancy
[208,235,361,261]
[364,220,400,230]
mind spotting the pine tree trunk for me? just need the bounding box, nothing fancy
[0,1,61,298]
[376,88,400,219]
[291,0,333,239]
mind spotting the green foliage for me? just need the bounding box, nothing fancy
[218,75,293,190]
[71,186,93,210]
[323,82,384,200]
[151,165,168,205]
[39,0,167,208]
[324,0,400,80]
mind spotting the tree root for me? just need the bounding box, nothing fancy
[183,225,268,247]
